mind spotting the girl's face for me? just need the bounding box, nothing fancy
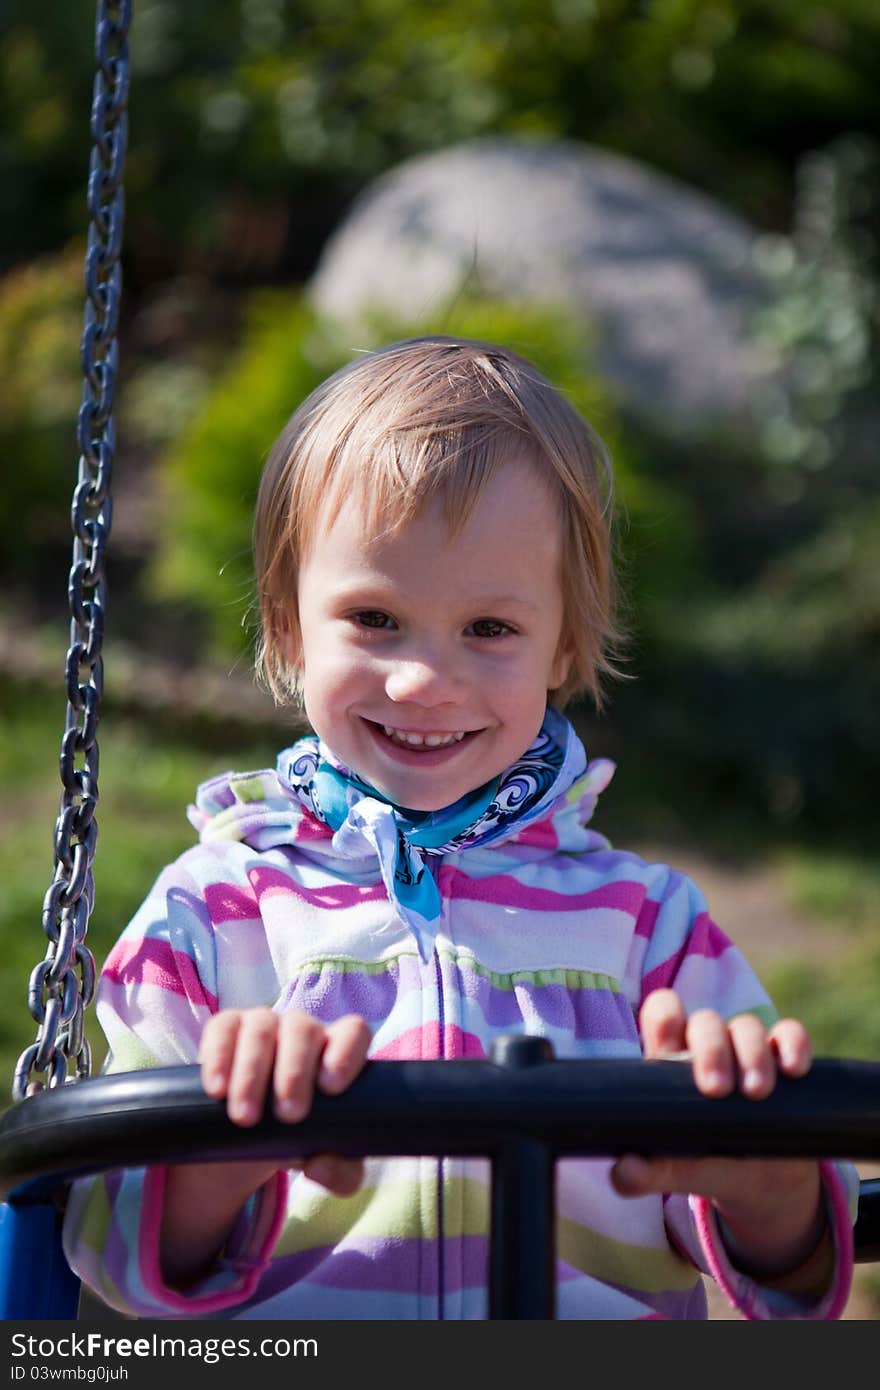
[293,455,571,812]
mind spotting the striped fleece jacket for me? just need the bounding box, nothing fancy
[62,745,857,1320]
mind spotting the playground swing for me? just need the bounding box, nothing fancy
[1,0,879,1324]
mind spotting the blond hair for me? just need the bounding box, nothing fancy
[253,335,625,709]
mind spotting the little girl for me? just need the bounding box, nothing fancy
[63,336,857,1319]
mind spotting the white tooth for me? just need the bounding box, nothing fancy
[404,732,425,746]
[383,725,394,737]
[454,732,465,741]
[424,734,443,747]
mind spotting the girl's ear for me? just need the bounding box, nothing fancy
[278,612,303,672]
[549,641,573,694]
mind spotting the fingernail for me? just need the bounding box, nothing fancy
[308,1158,334,1187]
[743,1068,763,1093]
[778,1042,799,1070]
[231,1099,256,1124]
[613,1156,648,1194]
[276,1097,304,1121]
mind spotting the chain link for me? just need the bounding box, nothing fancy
[13,1,131,1101]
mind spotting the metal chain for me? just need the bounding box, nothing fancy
[13,1,131,1101]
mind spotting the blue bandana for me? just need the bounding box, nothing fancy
[276,707,587,961]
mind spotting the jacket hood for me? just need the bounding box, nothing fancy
[188,754,616,860]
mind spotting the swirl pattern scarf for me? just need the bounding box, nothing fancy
[276,706,588,961]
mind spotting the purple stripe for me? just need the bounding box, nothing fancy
[197,780,237,812]
[599,1276,707,1320]
[278,956,635,1044]
[249,1234,490,1301]
[245,1239,704,1315]
[444,957,635,1040]
[276,959,411,1020]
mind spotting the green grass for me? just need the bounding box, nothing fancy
[763,951,880,1060]
[778,847,880,934]
[759,845,880,1060]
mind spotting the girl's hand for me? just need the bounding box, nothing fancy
[160,1010,371,1288]
[610,989,827,1280]
[199,1008,372,1195]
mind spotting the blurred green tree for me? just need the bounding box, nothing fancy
[3,1,879,281]
[0,245,83,583]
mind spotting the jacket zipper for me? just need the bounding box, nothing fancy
[434,942,445,1320]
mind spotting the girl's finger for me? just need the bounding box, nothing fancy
[302,1154,365,1196]
[727,1012,775,1098]
[684,1008,735,1096]
[611,1153,755,1202]
[769,1018,812,1076]
[639,989,688,1057]
[198,1010,243,1099]
[273,1013,328,1122]
[318,1014,373,1093]
[226,1008,278,1127]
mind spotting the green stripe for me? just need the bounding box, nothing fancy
[276,1172,698,1295]
[727,1004,777,1029]
[276,1173,500,1253]
[275,1170,440,1253]
[79,1179,127,1308]
[290,953,620,992]
[105,1038,164,1073]
[232,775,269,804]
[558,1214,698,1293]
[450,960,620,993]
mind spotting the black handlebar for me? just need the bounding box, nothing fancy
[2,1047,878,1315]
[2,1050,878,1195]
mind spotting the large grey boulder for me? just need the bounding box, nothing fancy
[309,137,775,440]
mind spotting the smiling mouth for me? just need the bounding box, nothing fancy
[364,720,479,753]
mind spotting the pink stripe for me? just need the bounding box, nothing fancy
[372,1022,485,1060]
[436,865,646,914]
[639,912,731,999]
[295,809,334,841]
[204,881,259,923]
[249,863,387,910]
[514,819,560,849]
[634,897,660,940]
[692,1159,853,1320]
[691,1197,754,1319]
[103,937,218,1011]
[138,1167,289,1314]
[818,1159,855,1319]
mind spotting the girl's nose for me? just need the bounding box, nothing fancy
[384,653,465,706]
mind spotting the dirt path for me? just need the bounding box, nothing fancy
[631,842,878,1321]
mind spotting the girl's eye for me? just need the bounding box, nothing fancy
[468,619,512,639]
[352,610,395,630]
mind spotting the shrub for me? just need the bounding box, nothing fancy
[0,245,84,582]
